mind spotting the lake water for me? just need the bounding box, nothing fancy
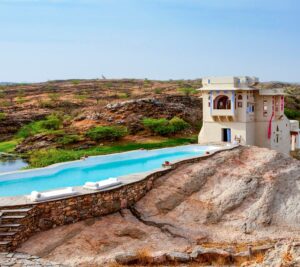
[0,159,28,173]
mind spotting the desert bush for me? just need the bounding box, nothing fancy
[0,90,5,98]
[0,112,6,121]
[71,80,80,85]
[17,89,25,97]
[75,92,88,102]
[0,100,11,107]
[38,100,55,108]
[143,117,190,136]
[48,93,61,102]
[117,92,130,99]
[142,118,168,131]
[105,82,113,88]
[40,114,62,130]
[17,114,62,138]
[29,149,79,168]
[16,96,26,104]
[178,87,198,96]
[154,88,163,94]
[169,116,189,132]
[86,126,128,141]
[57,134,81,145]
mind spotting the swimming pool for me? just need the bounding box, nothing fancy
[0,145,218,197]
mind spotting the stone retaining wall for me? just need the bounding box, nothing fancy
[1,146,238,251]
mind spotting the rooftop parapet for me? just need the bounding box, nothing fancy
[258,88,286,96]
[200,76,259,91]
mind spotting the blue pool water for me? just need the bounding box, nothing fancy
[0,145,217,197]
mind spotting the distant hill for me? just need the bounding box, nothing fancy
[0,82,16,86]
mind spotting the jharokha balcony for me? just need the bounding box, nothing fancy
[211,95,235,117]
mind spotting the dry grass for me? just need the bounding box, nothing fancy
[107,262,124,267]
[211,256,229,265]
[254,252,265,263]
[136,248,152,265]
[283,250,293,263]
[200,240,274,253]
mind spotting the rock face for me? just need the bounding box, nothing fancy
[17,146,300,266]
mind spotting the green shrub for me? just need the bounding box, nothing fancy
[0,139,20,153]
[117,92,130,99]
[0,112,6,121]
[16,96,26,104]
[17,89,25,97]
[86,126,128,141]
[17,114,62,138]
[75,93,88,101]
[0,90,5,98]
[29,149,79,168]
[40,114,61,130]
[142,118,168,131]
[285,108,300,120]
[57,134,81,145]
[154,88,163,94]
[0,100,11,107]
[142,117,190,136]
[71,80,80,85]
[48,93,60,102]
[106,82,113,88]
[178,87,198,96]
[169,117,189,132]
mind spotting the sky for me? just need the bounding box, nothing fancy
[0,0,299,83]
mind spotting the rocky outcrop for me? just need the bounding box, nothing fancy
[15,133,58,153]
[17,146,300,266]
[0,252,65,267]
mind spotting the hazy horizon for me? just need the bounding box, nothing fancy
[0,0,299,83]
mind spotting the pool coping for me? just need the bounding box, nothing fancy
[0,143,239,207]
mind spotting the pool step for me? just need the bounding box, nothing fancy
[0,208,33,216]
[0,215,27,224]
[0,232,18,241]
[0,240,12,252]
[0,207,33,252]
[0,224,21,232]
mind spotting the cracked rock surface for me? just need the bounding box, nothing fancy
[16,146,300,266]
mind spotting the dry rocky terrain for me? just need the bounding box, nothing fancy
[0,79,202,142]
[17,146,300,266]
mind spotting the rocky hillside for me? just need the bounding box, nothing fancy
[18,146,300,266]
[0,79,202,141]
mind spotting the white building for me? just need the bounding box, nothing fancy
[198,76,300,154]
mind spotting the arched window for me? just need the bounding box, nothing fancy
[214,95,231,110]
[238,95,243,100]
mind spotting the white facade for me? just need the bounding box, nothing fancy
[198,76,298,155]
[290,120,300,151]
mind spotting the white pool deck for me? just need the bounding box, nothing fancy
[0,143,239,206]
